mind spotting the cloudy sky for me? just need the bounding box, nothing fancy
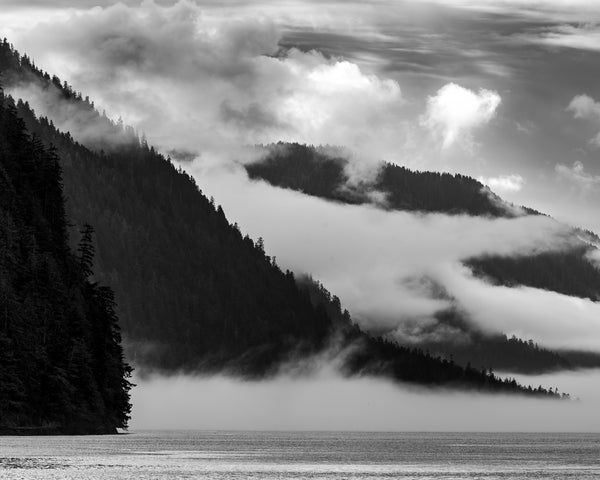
[3,0,600,232]
[3,1,600,401]
[4,0,600,347]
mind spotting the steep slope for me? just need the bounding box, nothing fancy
[0,39,563,395]
[0,91,131,434]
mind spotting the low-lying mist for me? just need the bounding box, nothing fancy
[129,369,600,432]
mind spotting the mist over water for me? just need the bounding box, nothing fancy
[129,369,600,432]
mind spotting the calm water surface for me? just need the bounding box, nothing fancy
[1,431,599,479]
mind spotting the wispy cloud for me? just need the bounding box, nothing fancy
[517,23,600,52]
[479,174,525,193]
[432,0,600,20]
[556,161,600,189]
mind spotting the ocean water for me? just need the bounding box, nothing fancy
[1,430,599,479]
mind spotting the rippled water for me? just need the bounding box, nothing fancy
[1,431,600,479]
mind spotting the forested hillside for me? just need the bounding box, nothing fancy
[0,90,131,434]
[0,39,565,395]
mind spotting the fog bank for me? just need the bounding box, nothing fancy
[130,370,600,432]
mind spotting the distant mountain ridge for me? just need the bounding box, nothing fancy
[247,142,538,217]
[0,38,567,396]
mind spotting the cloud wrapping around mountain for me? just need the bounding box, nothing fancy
[195,166,600,352]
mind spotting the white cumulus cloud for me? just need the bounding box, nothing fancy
[567,94,600,149]
[420,83,501,150]
[4,0,404,171]
[568,94,600,121]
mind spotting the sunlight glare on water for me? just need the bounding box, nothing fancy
[1,431,600,479]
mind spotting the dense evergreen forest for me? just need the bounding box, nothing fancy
[466,247,600,301]
[247,142,528,216]
[0,39,567,396]
[0,90,131,434]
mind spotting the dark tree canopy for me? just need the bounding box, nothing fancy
[0,90,132,434]
[466,247,600,301]
[246,142,531,216]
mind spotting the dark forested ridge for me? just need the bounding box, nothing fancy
[247,142,533,216]
[0,39,566,396]
[0,91,131,434]
[461,249,600,366]
[466,247,600,301]
[418,333,571,375]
